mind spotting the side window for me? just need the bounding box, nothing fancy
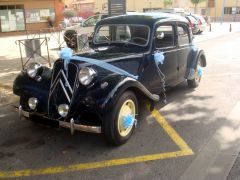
[177,25,190,46]
[155,25,174,49]
[95,26,110,42]
[115,25,131,41]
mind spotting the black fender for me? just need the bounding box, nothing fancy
[68,74,159,119]
[100,76,159,114]
[13,67,52,112]
[185,48,207,79]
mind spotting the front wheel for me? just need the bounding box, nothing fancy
[103,91,138,146]
[187,59,203,88]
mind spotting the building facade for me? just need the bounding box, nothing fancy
[93,0,240,22]
[1,0,239,36]
[0,0,64,36]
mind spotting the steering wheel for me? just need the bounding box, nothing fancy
[102,35,110,41]
[128,37,147,44]
[96,33,110,42]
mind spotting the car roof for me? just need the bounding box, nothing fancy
[97,13,189,26]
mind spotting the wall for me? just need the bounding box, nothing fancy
[93,0,163,13]
[66,0,240,22]
[0,0,58,36]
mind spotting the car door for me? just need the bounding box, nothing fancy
[176,23,192,82]
[154,23,178,86]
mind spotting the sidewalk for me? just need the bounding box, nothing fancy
[194,22,240,43]
[0,22,240,90]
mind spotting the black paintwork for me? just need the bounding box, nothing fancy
[13,13,206,126]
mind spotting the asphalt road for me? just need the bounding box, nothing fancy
[0,31,240,180]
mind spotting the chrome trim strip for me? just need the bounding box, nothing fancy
[59,79,71,103]
[50,70,61,91]
[49,61,62,90]
[19,106,30,119]
[59,120,101,134]
[60,70,73,94]
[49,79,60,97]
[157,46,190,53]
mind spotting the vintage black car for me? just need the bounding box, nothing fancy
[13,13,206,145]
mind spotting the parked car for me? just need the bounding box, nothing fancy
[64,14,108,49]
[185,15,200,35]
[59,17,84,29]
[190,14,207,34]
[14,13,206,145]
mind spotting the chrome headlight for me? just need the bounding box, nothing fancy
[58,104,69,117]
[26,63,41,78]
[28,97,38,110]
[78,67,97,86]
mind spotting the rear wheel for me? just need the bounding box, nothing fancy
[103,91,138,146]
[187,59,203,88]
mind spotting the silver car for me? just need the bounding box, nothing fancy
[64,14,108,49]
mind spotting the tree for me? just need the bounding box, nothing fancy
[163,0,172,8]
[63,9,76,18]
[190,0,205,13]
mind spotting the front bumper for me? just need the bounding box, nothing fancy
[18,105,101,134]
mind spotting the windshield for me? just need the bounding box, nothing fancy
[94,24,150,47]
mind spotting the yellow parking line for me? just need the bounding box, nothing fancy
[150,107,194,153]
[0,151,191,178]
[0,106,194,178]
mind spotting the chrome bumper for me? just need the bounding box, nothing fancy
[18,106,101,134]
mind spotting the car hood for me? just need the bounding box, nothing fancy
[78,46,144,60]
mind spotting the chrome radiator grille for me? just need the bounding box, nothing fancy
[48,61,78,120]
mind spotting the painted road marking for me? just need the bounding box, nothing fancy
[0,106,194,178]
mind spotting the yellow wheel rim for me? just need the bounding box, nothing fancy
[117,99,136,137]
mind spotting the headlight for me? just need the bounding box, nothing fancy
[28,97,38,110]
[26,63,41,78]
[58,104,69,117]
[78,67,97,86]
